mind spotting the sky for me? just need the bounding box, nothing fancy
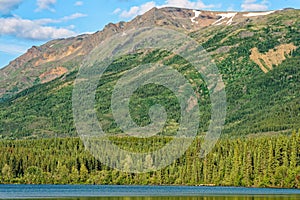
[0,0,299,68]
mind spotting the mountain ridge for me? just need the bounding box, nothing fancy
[0,7,291,99]
[0,7,299,139]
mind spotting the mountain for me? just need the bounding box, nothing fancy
[0,7,296,99]
[0,7,299,139]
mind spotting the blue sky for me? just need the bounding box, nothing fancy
[0,0,299,68]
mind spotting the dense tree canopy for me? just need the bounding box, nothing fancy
[0,130,299,188]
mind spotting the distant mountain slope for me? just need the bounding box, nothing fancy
[0,7,299,139]
[0,7,295,99]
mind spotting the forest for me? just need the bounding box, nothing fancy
[1,130,299,188]
[0,8,299,191]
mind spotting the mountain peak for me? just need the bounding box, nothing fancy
[0,7,297,99]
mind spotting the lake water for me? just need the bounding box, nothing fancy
[0,185,299,200]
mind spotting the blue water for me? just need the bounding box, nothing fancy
[0,185,299,199]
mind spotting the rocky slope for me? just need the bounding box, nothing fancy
[0,7,293,99]
[0,7,299,139]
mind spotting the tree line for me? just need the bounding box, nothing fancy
[0,130,299,188]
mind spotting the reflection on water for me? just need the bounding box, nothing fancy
[18,196,300,200]
[2,185,299,200]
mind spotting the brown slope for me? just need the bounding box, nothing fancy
[0,7,282,98]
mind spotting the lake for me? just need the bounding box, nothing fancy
[0,185,299,199]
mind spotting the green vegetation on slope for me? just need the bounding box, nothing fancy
[0,131,299,187]
[0,10,299,189]
[0,9,299,139]
[0,41,299,139]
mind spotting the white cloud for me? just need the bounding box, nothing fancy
[120,1,156,18]
[0,0,22,15]
[34,13,87,25]
[162,0,217,10]
[113,8,121,14]
[0,17,76,40]
[36,0,56,12]
[117,0,220,19]
[0,11,86,40]
[74,1,83,6]
[62,12,87,21]
[241,0,269,11]
[0,43,27,54]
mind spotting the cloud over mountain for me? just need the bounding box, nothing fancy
[36,0,57,12]
[0,16,77,40]
[241,0,269,11]
[116,0,220,18]
[0,0,22,15]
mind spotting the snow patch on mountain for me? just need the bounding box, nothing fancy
[243,11,275,17]
[191,10,201,24]
[212,13,237,26]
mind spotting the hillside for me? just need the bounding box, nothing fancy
[0,7,299,139]
[1,7,297,99]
